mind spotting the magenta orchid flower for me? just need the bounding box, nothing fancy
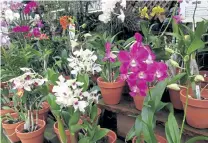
[32,28,41,37]
[173,8,183,24]
[24,1,38,14]
[118,32,168,96]
[12,25,30,33]
[103,42,116,63]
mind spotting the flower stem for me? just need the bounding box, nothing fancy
[179,83,190,140]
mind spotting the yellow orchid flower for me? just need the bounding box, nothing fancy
[150,6,165,17]
[17,88,24,97]
[139,7,149,19]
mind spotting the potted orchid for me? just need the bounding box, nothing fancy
[47,75,95,143]
[166,18,208,129]
[97,42,125,105]
[68,48,102,91]
[118,33,168,110]
[7,68,48,143]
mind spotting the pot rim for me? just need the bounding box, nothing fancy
[97,77,125,88]
[180,88,208,108]
[106,129,117,143]
[2,118,23,129]
[15,119,46,137]
[132,134,167,143]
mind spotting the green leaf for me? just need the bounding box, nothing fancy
[69,110,80,125]
[90,104,98,122]
[168,72,186,84]
[185,136,208,143]
[77,74,89,91]
[172,19,179,35]
[166,113,180,143]
[195,21,205,38]
[140,22,149,39]
[57,117,67,143]
[78,138,90,143]
[70,124,83,134]
[125,125,135,141]
[92,128,109,142]
[187,38,205,55]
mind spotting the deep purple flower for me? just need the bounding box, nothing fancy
[12,25,30,33]
[103,42,116,63]
[32,28,41,37]
[24,1,38,14]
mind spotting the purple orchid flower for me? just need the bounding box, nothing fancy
[150,62,168,81]
[127,79,147,96]
[103,42,116,63]
[24,1,38,14]
[32,27,41,37]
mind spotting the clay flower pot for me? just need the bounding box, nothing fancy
[168,86,186,110]
[132,134,167,143]
[97,77,125,105]
[200,71,208,89]
[15,119,46,143]
[0,101,14,116]
[2,113,23,142]
[133,95,145,111]
[180,88,208,128]
[33,102,50,122]
[106,130,117,143]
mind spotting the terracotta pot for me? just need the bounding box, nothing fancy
[168,86,187,110]
[200,71,208,89]
[133,95,145,111]
[15,119,46,143]
[53,120,82,143]
[180,88,208,128]
[2,113,23,142]
[106,130,117,143]
[0,102,14,116]
[0,82,8,88]
[33,102,50,122]
[132,135,167,143]
[97,77,125,105]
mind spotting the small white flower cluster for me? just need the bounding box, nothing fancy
[9,68,47,91]
[68,48,102,76]
[99,0,126,23]
[52,75,99,112]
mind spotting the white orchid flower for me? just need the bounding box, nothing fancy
[118,9,125,22]
[73,100,88,113]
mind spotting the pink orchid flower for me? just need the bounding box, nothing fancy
[103,42,117,63]
[24,1,38,14]
[12,25,30,33]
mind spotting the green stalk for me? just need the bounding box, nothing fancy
[179,83,190,140]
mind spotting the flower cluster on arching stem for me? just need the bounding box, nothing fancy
[9,68,47,97]
[68,48,102,76]
[52,75,100,113]
[118,33,168,96]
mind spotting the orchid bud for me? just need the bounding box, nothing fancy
[194,75,205,82]
[184,35,190,40]
[183,55,189,62]
[165,47,174,54]
[170,59,179,67]
[167,84,180,91]
[81,23,87,29]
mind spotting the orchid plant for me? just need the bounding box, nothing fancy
[100,42,119,82]
[118,32,168,96]
[68,48,102,90]
[8,68,48,132]
[47,75,101,143]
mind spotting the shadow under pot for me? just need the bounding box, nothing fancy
[15,119,46,143]
[97,77,125,105]
[180,88,208,128]
[132,134,167,143]
[168,86,187,110]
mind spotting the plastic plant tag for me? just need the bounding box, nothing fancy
[195,85,201,99]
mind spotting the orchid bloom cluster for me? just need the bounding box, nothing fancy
[118,33,168,96]
[68,48,102,76]
[99,0,126,23]
[23,1,38,15]
[9,68,47,97]
[52,75,99,112]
